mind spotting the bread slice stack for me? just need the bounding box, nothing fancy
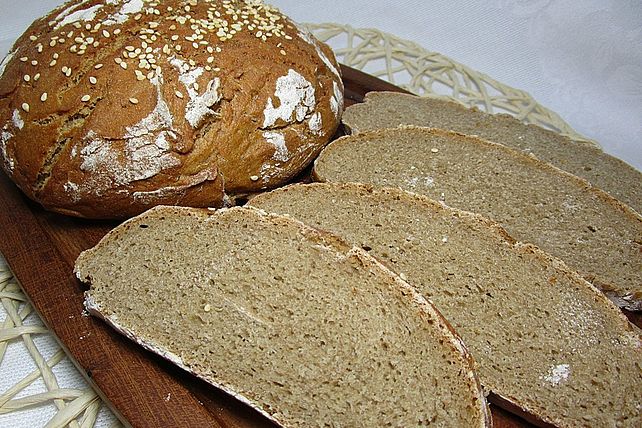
[342,91,642,214]
[250,182,642,428]
[312,126,642,311]
[75,206,490,427]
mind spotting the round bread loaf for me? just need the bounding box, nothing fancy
[0,0,344,218]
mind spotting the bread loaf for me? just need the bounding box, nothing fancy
[0,0,343,218]
[342,91,642,214]
[74,205,490,427]
[250,182,642,428]
[312,126,642,311]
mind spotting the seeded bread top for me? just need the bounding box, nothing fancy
[0,0,343,218]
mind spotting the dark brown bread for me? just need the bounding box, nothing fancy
[312,126,642,310]
[250,182,642,428]
[0,0,343,218]
[342,91,642,214]
[75,205,490,427]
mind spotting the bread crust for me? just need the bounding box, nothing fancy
[0,0,344,218]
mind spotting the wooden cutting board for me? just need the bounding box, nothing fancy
[1,65,639,428]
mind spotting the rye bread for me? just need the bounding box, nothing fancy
[342,92,641,214]
[74,205,490,427]
[250,182,642,428]
[312,126,642,311]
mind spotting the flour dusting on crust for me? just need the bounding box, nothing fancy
[296,26,341,79]
[54,3,104,30]
[170,56,222,128]
[262,69,315,128]
[1,130,13,172]
[0,51,15,79]
[12,110,24,130]
[71,69,180,196]
[330,81,344,117]
[263,131,289,162]
[309,112,323,135]
[103,0,144,25]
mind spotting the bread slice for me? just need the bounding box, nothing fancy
[250,182,642,428]
[313,127,642,311]
[342,92,642,214]
[74,206,490,428]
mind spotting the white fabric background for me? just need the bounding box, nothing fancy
[0,1,640,427]
[1,0,639,169]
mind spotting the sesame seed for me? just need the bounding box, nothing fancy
[29,35,38,41]
[49,59,57,67]
[40,92,48,102]
[280,49,286,55]
[22,103,30,112]
[129,97,139,104]
[250,175,259,181]
[20,57,28,62]
[102,30,110,38]
[94,63,104,69]
[175,91,184,99]
[120,62,128,70]
[31,60,38,66]
[23,75,31,82]
[431,148,439,153]
[89,76,97,84]
[33,73,40,81]
[81,95,91,102]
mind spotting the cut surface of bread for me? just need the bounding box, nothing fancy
[250,182,642,428]
[74,206,489,428]
[342,91,642,214]
[313,127,642,311]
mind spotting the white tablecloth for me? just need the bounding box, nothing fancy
[0,1,640,427]
[1,0,639,169]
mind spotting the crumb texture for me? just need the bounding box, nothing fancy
[342,92,642,214]
[250,183,642,428]
[75,206,487,427]
[313,127,642,310]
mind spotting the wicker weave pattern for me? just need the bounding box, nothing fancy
[0,23,595,427]
[305,23,597,147]
[0,258,115,428]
